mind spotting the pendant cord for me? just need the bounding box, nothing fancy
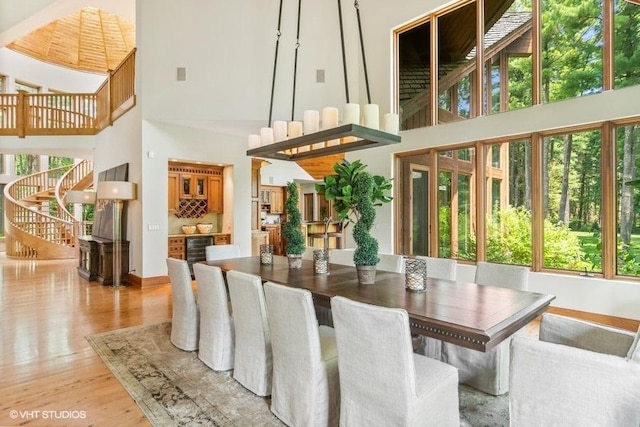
[354,0,371,104]
[291,0,303,121]
[268,0,284,127]
[338,0,350,103]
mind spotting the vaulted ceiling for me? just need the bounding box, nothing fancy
[6,7,135,74]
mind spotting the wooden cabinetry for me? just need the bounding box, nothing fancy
[168,236,186,259]
[214,234,231,245]
[263,224,283,255]
[208,175,223,213]
[168,172,180,212]
[180,174,208,200]
[168,163,225,217]
[77,237,130,285]
[260,185,284,213]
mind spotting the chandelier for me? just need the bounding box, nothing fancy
[246,0,401,161]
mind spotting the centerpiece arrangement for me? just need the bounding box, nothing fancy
[316,160,392,284]
[282,181,305,269]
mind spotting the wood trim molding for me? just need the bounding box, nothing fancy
[128,273,169,290]
[548,306,639,332]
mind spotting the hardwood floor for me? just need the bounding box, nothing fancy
[0,254,172,427]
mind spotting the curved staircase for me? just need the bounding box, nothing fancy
[3,160,93,259]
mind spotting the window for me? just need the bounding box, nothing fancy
[616,123,640,277]
[14,80,40,93]
[614,0,640,89]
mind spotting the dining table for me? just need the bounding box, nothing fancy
[203,255,555,352]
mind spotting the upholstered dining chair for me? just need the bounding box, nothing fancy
[264,282,340,427]
[205,244,240,261]
[331,296,459,427]
[226,270,272,396]
[442,261,529,395]
[166,258,199,351]
[412,256,458,359]
[376,253,405,273]
[510,313,640,427]
[329,248,355,266]
[192,263,234,371]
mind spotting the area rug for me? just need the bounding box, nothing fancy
[87,322,509,426]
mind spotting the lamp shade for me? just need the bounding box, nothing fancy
[65,190,96,204]
[96,181,136,200]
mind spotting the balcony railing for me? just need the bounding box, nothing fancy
[0,48,136,138]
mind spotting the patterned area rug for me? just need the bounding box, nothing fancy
[87,322,509,426]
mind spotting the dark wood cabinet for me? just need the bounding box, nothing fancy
[78,237,130,285]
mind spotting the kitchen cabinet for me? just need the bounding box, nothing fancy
[208,175,223,213]
[168,172,180,212]
[214,234,231,245]
[260,185,284,214]
[168,236,186,259]
[263,224,283,255]
[180,174,208,200]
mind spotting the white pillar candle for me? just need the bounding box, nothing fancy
[260,127,274,145]
[322,106,340,147]
[321,107,339,129]
[248,134,261,149]
[273,120,288,142]
[343,103,360,125]
[303,110,319,134]
[362,104,379,130]
[288,121,303,138]
[382,113,399,135]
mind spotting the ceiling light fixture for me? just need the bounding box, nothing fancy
[247,0,401,161]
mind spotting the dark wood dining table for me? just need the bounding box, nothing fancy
[203,255,555,352]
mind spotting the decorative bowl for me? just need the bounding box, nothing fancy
[182,225,197,235]
[197,223,213,234]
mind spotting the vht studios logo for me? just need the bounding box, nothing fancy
[9,409,87,420]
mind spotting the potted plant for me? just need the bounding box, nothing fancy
[282,181,305,268]
[316,160,392,284]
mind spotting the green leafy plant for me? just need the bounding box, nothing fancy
[282,181,305,256]
[316,160,392,266]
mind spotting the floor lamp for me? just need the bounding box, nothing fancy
[96,181,136,288]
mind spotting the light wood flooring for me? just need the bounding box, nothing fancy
[1,255,171,427]
[1,254,637,427]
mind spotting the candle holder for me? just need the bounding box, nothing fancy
[405,258,427,292]
[260,244,274,265]
[313,249,330,275]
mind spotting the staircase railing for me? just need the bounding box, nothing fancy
[0,48,136,138]
[3,164,79,259]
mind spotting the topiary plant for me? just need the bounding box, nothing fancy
[283,181,305,256]
[316,160,392,267]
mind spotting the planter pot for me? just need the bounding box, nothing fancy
[287,254,303,269]
[356,265,377,285]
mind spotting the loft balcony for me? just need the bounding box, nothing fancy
[0,49,136,138]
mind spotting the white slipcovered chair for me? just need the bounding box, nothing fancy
[510,313,640,427]
[329,248,355,267]
[166,258,199,351]
[376,253,404,273]
[441,261,529,395]
[192,263,234,371]
[205,244,240,261]
[226,270,272,396]
[331,296,459,427]
[264,282,340,426]
[412,256,458,359]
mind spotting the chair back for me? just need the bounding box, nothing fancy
[264,281,339,426]
[226,270,272,396]
[377,253,404,273]
[205,244,240,261]
[166,258,199,351]
[415,256,457,280]
[331,296,416,424]
[475,261,529,290]
[193,263,234,371]
[329,248,355,266]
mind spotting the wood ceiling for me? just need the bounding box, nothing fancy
[7,7,135,74]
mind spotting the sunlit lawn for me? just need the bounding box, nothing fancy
[575,231,640,273]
